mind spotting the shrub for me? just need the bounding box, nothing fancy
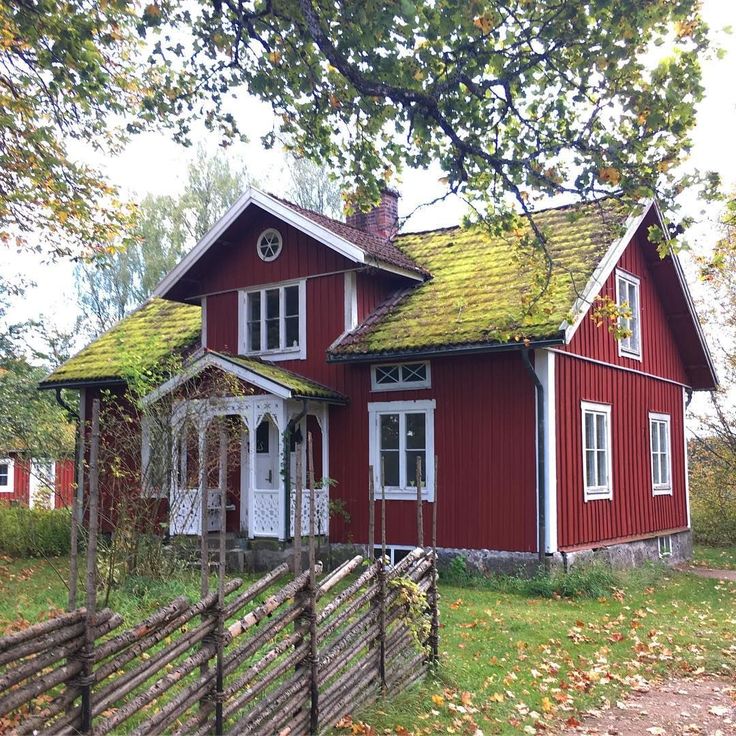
[689,439,736,547]
[0,504,71,557]
[440,554,619,599]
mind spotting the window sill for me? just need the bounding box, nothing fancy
[584,489,612,502]
[243,347,306,362]
[376,489,434,502]
[618,348,643,362]
[652,486,673,496]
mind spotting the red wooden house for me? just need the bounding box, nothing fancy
[0,451,75,509]
[40,189,716,569]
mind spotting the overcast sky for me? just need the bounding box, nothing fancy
[5,0,736,381]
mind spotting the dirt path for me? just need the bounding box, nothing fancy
[677,566,736,582]
[562,676,735,735]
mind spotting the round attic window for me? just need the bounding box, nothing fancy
[257,228,283,261]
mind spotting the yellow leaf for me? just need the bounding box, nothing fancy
[431,694,445,707]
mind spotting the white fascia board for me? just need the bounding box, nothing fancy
[142,353,292,406]
[561,199,654,343]
[152,186,400,299]
[652,201,718,387]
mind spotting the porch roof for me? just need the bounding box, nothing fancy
[144,350,347,405]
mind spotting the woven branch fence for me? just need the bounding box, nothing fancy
[0,400,439,735]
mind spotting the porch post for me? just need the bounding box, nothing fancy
[246,404,257,539]
[277,403,287,542]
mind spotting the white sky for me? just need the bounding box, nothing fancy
[4,0,736,384]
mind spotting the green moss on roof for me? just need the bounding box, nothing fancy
[210,352,345,401]
[333,199,633,356]
[41,299,201,387]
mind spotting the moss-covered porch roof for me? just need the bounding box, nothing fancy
[330,198,632,358]
[39,298,202,389]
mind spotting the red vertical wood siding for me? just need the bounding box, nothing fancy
[54,460,75,508]
[561,228,689,385]
[556,353,687,548]
[329,352,538,552]
[1,455,30,505]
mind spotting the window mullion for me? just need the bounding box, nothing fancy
[399,412,406,490]
[279,286,285,351]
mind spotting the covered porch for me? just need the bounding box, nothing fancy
[143,351,345,542]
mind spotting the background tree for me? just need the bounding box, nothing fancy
[287,156,343,220]
[0,0,172,257]
[689,197,736,547]
[159,0,714,227]
[75,148,248,336]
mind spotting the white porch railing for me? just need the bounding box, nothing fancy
[288,487,329,537]
[170,488,226,536]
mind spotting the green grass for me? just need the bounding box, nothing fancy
[692,543,736,570]
[346,564,736,735]
[2,557,735,735]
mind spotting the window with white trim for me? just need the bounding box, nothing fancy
[658,534,672,558]
[241,280,306,360]
[616,270,641,358]
[368,400,435,501]
[371,362,431,391]
[581,402,612,500]
[0,458,13,493]
[649,412,672,495]
[257,228,283,261]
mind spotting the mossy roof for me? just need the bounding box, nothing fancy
[331,199,633,357]
[40,299,202,388]
[208,352,346,402]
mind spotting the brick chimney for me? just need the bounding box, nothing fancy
[346,189,399,240]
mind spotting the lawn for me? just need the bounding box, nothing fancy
[1,553,735,735]
[692,543,736,570]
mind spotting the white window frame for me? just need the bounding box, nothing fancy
[239,279,307,361]
[658,534,672,558]
[649,412,673,496]
[581,401,613,501]
[616,270,642,360]
[256,228,283,262]
[0,458,14,494]
[368,399,435,501]
[371,362,431,392]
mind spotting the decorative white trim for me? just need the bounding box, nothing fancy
[534,350,558,554]
[152,187,422,298]
[649,411,673,496]
[615,269,642,361]
[239,279,307,361]
[143,353,293,406]
[548,349,690,390]
[0,457,14,494]
[200,296,208,349]
[562,200,654,342]
[368,399,436,501]
[256,228,283,262]
[371,361,431,392]
[580,401,613,501]
[683,388,691,528]
[344,271,358,332]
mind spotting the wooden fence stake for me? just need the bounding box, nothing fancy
[81,398,100,733]
[307,433,319,734]
[294,432,303,575]
[69,399,86,612]
[215,421,227,735]
[198,423,210,716]
[368,467,375,561]
[429,455,439,665]
[416,456,424,548]
[378,458,387,690]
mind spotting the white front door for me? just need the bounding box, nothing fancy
[251,418,281,537]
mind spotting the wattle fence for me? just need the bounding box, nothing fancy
[0,548,437,735]
[0,400,439,735]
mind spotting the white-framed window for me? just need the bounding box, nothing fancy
[373,545,415,565]
[581,401,613,501]
[616,270,641,359]
[371,362,431,391]
[649,412,672,495]
[658,534,672,558]
[257,228,283,262]
[240,279,307,361]
[368,400,435,501]
[0,458,14,494]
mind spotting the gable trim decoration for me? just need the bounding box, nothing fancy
[153,187,424,300]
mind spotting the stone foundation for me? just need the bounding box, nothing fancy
[329,530,692,577]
